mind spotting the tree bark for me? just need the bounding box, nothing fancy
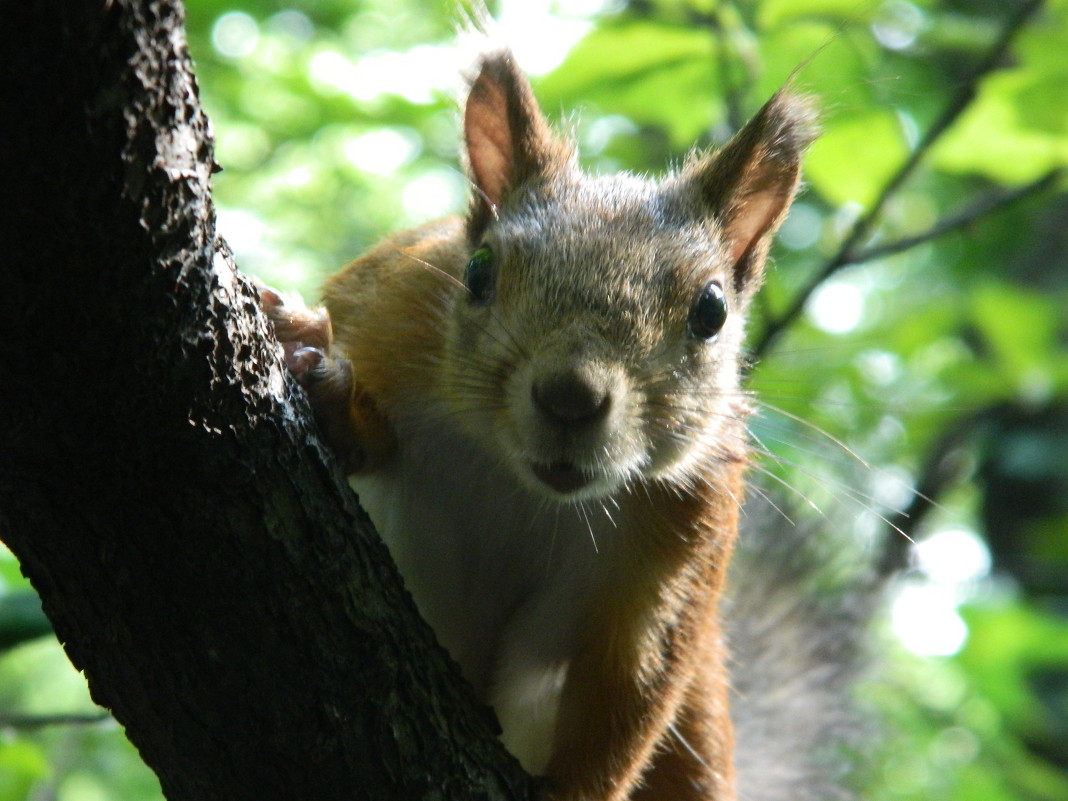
[0,2,527,799]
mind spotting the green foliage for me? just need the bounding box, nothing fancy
[0,632,164,800]
[933,6,1068,184]
[3,0,1067,799]
[868,602,1068,801]
[536,19,720,147]
[0,741,47,800]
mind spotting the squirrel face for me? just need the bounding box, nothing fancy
[439,50,816,502]
[444,170,754,501]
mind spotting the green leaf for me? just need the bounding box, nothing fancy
[932,70,1068,185]
[755,20,874,102]
[932,5,1068,184]
[970,282,1064,396]
[956,602,1068,801]
[758,0,878,27]
[0,740,48,799]
[0,547,30,592]
[805,107,909,207]
[537,20,719,147]
[539,20,712,96]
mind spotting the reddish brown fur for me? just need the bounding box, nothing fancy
[264,48,815,801]
[549,462,746,801]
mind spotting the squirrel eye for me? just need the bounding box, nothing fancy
[689,281,728,340]
[464,245,496,305]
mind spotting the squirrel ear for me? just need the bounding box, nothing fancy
[463,50,572,236]
[683,92,818,291]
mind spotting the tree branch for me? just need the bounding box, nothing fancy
[850,168,1064,266]
[752,0,1046,360]
[690,1,757,136]
[0,2,527,799]
[0,713,113,730]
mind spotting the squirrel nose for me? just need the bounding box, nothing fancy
[532,370,610,426]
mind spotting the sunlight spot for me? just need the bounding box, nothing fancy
[278,164,315,189]
[496,0,593,74]
[916,528,992,585]
[266,9,314,43]
[216,208,266,254]
[892,583,968,656]
[258,251,320,294]
[806,280,864,334]
[313,9,589,106]
[376,44,459,103]
[49,773,110,801]
[778,201,821,250]
[402,170,467,222]
[311,45,458,104]
[872,1,925,51]
[892,528,992,657]
[556,0,623,16]
[582,115,638,155]
[831,201,864,238]
[857,349,902,386]
[871,465,915,510]
[895,108,921,151]
[212,11,259,59]
[343,128,421,175]
[213,122,270,171]
[308,49,357,95]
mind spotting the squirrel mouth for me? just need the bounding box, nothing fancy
[531,461,592,495]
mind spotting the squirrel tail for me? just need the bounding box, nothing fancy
[727,489,880,801]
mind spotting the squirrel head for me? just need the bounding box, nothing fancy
[443,50,818,501]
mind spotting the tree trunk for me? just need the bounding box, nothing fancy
[0,2,527,799]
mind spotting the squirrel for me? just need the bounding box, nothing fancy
[261,49,818,801]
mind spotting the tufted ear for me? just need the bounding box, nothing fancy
[463,50,573,239]
[682,91,818,292]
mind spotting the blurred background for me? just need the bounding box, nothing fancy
[1,0,1066,798]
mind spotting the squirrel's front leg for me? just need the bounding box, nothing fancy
[545,616,730,801]
[258,284,394,473]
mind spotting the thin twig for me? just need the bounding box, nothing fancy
[849,167,1064,266]
[691,5,749,134]
[0,712,112,730]
[753,0,1046,360]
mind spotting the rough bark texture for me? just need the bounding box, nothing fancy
[0,2,528,799]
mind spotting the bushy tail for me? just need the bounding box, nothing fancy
[726,490,880,801]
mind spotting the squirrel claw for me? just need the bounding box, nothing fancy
[286,346,325,381]
[254,282,283,309]
[258,282,332,354]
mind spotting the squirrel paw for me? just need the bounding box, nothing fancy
[256,283,332,375]
[258,282,367,472]
[285,346,327,384]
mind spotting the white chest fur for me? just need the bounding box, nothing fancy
[351,400,617,774]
